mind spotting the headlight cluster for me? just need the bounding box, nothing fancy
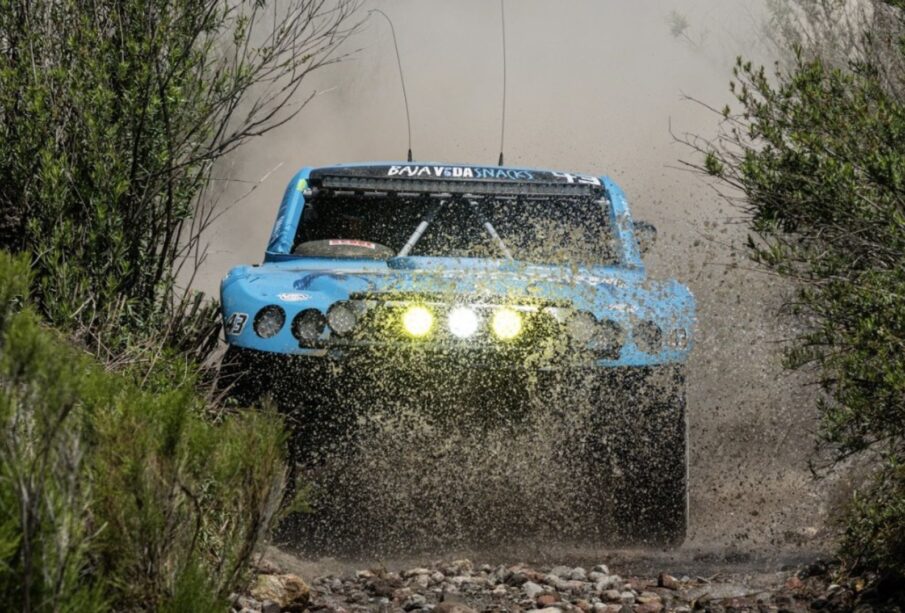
[253,301,361,345]
[251,300,688,358]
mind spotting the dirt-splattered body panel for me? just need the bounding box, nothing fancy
[220,163,695,369]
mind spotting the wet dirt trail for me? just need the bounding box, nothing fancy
[202,1,851,605]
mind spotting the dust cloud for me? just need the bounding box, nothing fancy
[199,1,841,563]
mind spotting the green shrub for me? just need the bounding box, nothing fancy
[0,0,359,361]
[689,10,905,575]
[0,251,286,610]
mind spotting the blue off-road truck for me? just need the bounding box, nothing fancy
[220,162,695,545]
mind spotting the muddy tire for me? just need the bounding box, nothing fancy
[570,365,687,547]
[605,365,687,547]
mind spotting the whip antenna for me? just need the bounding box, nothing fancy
[498,0,507,166]
[370,9,413,162]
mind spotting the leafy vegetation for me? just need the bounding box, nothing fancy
[0,0,360,361]
[0,251,286,610]
[687,0,905,577]
[0,1,363,609]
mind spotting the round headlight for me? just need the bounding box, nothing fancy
[634,320,663,353]
[292,309,326,343]
[591,319,624,358]
[448,306,479,339]
[253,305,285,338]
[402,305,434,337]
[327,302,357,336]
[491,308,522,341]
[566,311,597,343]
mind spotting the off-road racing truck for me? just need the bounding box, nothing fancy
[220,162,695,546]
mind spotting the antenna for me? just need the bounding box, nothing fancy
[370,9,413,162]
[498,0,507,166]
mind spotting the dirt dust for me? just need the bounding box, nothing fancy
[198,0,847,571]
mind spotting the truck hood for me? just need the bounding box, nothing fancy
[221,257,692,322]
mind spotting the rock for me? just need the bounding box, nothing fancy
[403,593,428,611]
[450,559,474,574]
[592,565,610,575]
[544,574,571,591]
[570,567,588,581]
[250,574,311,609]
[588,572,606,583]
[785,576,804,590]
[574,599,591,612]
[435,603,477,613]
[657,573,679,590]
[233,594,260,610]
[550,565,573,579]
[637,592,660,604]
[404,568,432,578]
[411,574,430,589]
[530,609,563,613]
[431,571,446,585]
[619,591,636,605]
[596,577,621,593]
[368,579,398,598]
[507,571,529,587]
[594,605,621,613]
[602,589,622,602]
[493,565,512,585]
[524,581,545,599]
[564,579,588,593]
[356,570,375,580]
[254,557,282,575]
[260,601,280,613]
[393,587,413,602]
[537,593,558,606]
[635,604,663,613]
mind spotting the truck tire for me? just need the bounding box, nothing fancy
[579,365,687,547]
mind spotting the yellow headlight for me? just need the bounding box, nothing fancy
[491,308,522,340]
[402,305,434,337]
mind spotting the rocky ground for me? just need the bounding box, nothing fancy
[231,556,893,613]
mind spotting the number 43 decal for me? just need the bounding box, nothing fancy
[225,312,248,335]
[552,171,601,186]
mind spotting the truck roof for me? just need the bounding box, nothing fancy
[308,163,605,198]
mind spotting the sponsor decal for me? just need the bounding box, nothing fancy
[386,165,535,181]
[224,312,248,335]
[277,292,311,302]
[551,171,602,186]
[328,239,377,249]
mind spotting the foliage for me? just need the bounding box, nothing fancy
[0,251,286,611]
[683,1,905,577]
[0,0,360,361]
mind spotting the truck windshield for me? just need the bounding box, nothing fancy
[293,194,619,266]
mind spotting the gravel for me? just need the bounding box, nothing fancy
[232,557,874,613]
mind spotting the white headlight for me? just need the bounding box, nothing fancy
[448,306,479,338]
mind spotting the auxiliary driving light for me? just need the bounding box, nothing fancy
[491,308,522,340]
[448,306,479,339]
[402,305,434,337]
